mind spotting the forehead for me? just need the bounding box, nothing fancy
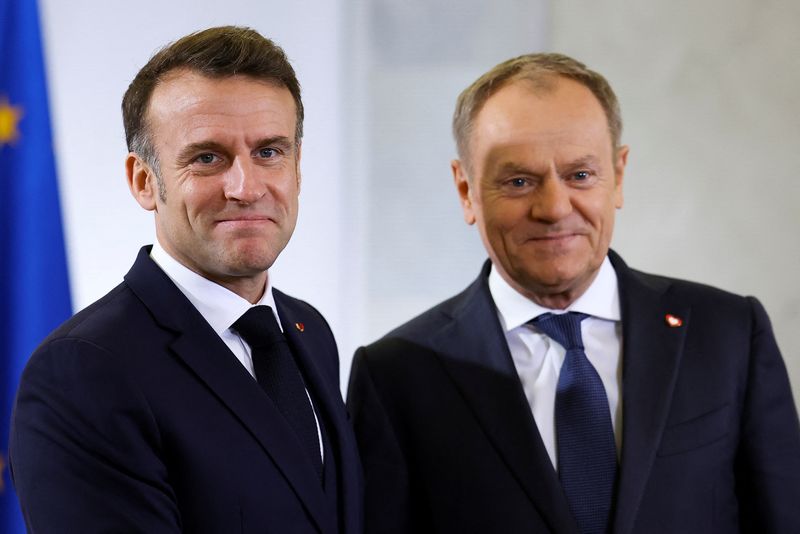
[146,70,296,142]
[469,78,612,165]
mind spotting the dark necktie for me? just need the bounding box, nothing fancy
[233,305,322,478]
[532,312,616,534]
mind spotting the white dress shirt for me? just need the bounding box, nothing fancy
[149,243,323,461]
[150,243,282,377]
[488,258,623,469]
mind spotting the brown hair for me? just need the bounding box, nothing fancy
[122,26,303,175]
[453,53,622,164]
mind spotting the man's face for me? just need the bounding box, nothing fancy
[453,77,627,308]
[127,70,300,299]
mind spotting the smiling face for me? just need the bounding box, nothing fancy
[453,77,628,309]
[127,70,300,302]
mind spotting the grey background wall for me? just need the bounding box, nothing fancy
[40,0,799,404]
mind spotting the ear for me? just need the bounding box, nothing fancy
[613,145,629,209]
[452,159,476,225]
[126,152,158,211]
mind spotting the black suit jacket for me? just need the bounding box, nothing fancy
[347,251,800,533]
[10,246,363,534]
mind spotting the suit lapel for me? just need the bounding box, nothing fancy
[276,290,361,534]
[430,264,579,534]
[609,252,690,534]
[124,247,331,533]
[430,254,692,534]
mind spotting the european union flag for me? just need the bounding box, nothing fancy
[0,0,73,531]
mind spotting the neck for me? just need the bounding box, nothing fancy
[500,268,600,311]
[215,274,268,304]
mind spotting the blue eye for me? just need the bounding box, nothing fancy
[197,153,217,164]
[573,171,590,180]
[259,148,277,158]
[510,177,527,187]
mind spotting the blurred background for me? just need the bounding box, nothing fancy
[2,0,799,529]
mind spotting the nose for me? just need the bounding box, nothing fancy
[224,158,265,204]
[530,173,573,223]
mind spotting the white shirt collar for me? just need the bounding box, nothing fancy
[488,256,621,332]
[149,242,282,334]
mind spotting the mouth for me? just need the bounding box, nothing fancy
[215,215,276,228]
[528,232,580,242]
[523,232,585,251]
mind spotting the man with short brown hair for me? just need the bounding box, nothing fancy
[11,26,362,533]
[348,53,800,533]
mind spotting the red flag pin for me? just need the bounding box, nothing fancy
[665,314,683,328]
[295,322,305,332]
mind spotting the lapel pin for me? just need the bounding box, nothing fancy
[295,322,305,333]
[665,314,683,328]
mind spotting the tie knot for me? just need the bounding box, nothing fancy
[531,312,588,351]
[232,305,282,348]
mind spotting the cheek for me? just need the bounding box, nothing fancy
[590,204,618,251]
[577,192,616,228]
[181,183,221,217]
[285,173,302,200]
[482,195,523,225]
[267,172,299,202]
[479,208,510,239]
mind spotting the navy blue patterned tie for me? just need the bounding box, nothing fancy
[533,312,616,534]
[233,305,322,479]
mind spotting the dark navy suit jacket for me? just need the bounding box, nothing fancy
[11,246,363,534]
[347,251,800,533]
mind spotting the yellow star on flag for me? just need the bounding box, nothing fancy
[0,95,24,146]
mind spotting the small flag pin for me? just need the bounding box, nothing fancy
[295,322,305,332]
[665,314,683,328]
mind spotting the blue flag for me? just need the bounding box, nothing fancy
[0,0,73,530]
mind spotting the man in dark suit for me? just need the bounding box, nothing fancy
[347,53,800,533]
[10,26,362,533]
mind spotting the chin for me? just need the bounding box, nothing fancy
[520,265,582,290]
[219,248,277,274]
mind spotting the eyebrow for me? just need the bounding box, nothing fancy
[176,136,296,165]
[176,141,227,165]
[496,162,536,176]
[492,154,602,178]
[563,155,601,169]
[254,136,295,153]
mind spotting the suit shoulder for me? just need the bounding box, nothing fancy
[40,282,144,346]
[392,285,474,335]
[632,267,753,306]
[28,281,161,378]
[363,280,479,358]
[626,266,766,332]
[612,250,756,310]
